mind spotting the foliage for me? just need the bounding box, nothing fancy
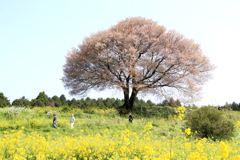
[37,91,49,106]
[133,105,176,118]
[67,98,78,106]
[51,95,62,107]
[12,96,30,106]
[184,106,235,140]
[222,102,240,111]
[0,92,10,108]
[30,99,45,107]
[161,98,181,107]
[59,94,67,106]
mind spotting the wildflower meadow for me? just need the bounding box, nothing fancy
[1,106,240,160]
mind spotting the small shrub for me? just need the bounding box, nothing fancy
[4,107,29,118]
[184,106,235,141]
[61,106,75,113]
[83,107,96,114]
[133,105,176,118]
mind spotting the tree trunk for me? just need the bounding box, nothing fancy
[122,88,130,113]
[122,87,138,114]
[129,87,138,112]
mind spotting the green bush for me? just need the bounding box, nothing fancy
[133,105,176,118]
[184,106,235,141]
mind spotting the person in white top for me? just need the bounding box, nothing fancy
[70,114,76,129]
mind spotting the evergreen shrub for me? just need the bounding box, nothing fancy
[184,106,235,140]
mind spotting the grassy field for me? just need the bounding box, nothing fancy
[1,106,240,160]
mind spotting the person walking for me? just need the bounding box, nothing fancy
[52,114,58,129]
[128,113,133,123]
[70,114,76,129]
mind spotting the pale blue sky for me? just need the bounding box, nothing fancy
[1,0,240,106]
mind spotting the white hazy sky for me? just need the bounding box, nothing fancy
[1,0,240,106]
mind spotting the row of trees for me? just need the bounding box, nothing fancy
[222,102,240,111]
[3,91,240,111]
[2,91,240,111]
[0,91,183,108]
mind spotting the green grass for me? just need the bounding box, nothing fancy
[0,106,182,138]
[1,106,240,139]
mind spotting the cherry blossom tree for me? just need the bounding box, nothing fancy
[62,17,214,112]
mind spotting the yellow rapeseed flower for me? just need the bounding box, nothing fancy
[185,128,192,136]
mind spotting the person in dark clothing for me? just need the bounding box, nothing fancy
[128,114,133,123]
[52,114,58,128]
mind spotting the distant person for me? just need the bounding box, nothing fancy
[128,113,133,123]
[70,114,76,129]
[52,114,58,129]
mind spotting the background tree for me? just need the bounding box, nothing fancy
[52,95,62,107]
[146,100,155,107]
[175,99,181,106]
[231,102,239,111]
[35,91,49,107]
[62,17,214,112]
[68,98,78,106]
[20,96,30,106]
[169,98,177,107]
[84,97,94,107]
[223,102,232,111]
[96,98,105,108]
[30,99,45,107]
[113,98,123,108]
[104,98,114,108]
[12,96,30,107]
[12,99,22,106]
[59,94,67,106]
[48,99,55,107]
[161,100,169,106]
[0,92,10,108]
